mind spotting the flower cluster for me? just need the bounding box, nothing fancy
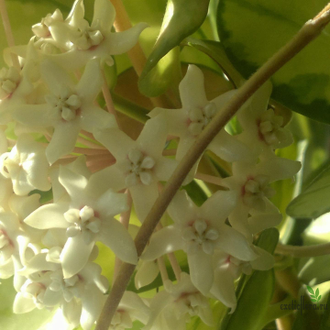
[0,0,300,329]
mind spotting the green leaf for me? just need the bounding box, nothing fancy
[182,38,243,87]
[221,269,275,330]
[311,298,318,303]
[139,0,210,97]
[307,285,315,295]
[220,229,278,330]
[316,288,320,298]
[112,93,149,123]
[287,164,330,219]
[217,0,330,124]
[182,180,208,207]
[318,295,322,302]
[254,228,279,255]
[29,189,53,204]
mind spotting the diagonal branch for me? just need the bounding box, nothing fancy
[95,4,330,330]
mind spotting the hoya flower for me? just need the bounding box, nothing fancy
[0,211,25,279]
[236,81,293,158]
[142,190,258,294]
[13,58,116,164]
[222,158,301,239]
[14,260,108,330]
[8,193,44,244]
[106,291,150,330]
[0,42,37,124]
[90,115,183,221]
[50,155,91,203]
[210,248,274,313]
[32,9,64,39]
[0,134,50,196]
[13,272,52,314]
[144,273,213,330]
[24,166,137,278]
[0,128,12,210]
[41,0,148,70]
[149,65,252,162]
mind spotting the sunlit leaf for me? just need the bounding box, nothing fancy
[139,0,210,97]
[220,229,278,330]
[287,164,330,219]
[217,0,330,124]
[221,269,275,330]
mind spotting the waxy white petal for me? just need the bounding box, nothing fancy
[94,128,134,160]
[211,267,237,313]
[216,226,258,261]
[129,181,158,222]
[40,59,74,94]
[106,23,149,55]
[135,260,159,289]
[209,130,253,162]
[13,293,36,313]
[24,203,69,229]
[188,249,213,295]
[167,190,196,226]
[137,115,168,157]
[98,219,138,265]
[87,165,126,196]
[46,120,81,165]
[80,284,103,330]
[199,190,237,224]
[93,0,116,32]
[141,225,183,261]
[95,188,128,217]
[59,167,88,202]
[13,104,60,128]
[179,65,208,108]
[77,59,103,102]
[61,234,95,278]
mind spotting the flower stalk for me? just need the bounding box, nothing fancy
[0,0,19,69]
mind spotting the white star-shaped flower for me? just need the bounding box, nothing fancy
[13,58,116,164]
[144,273,213,330]
[41,0,148,70]
[236,81,294,158]
[142,190,258,294]
[0,42,37,124]
[210,248,274,313]
[107,291,150,330]
[222,158,301,239]
[24,166,137,278]
[89,115,185,221]
[0,134,51,196]
[149,65,253,162]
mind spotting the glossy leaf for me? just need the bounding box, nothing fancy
[254,228,279,255]
[182,38,243,87]
[222,269,275,330]
[220,229,278,330]
[287,164,330,219]
[139,0,210,97]
[182,180,208,207]
[217,0,330,124]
